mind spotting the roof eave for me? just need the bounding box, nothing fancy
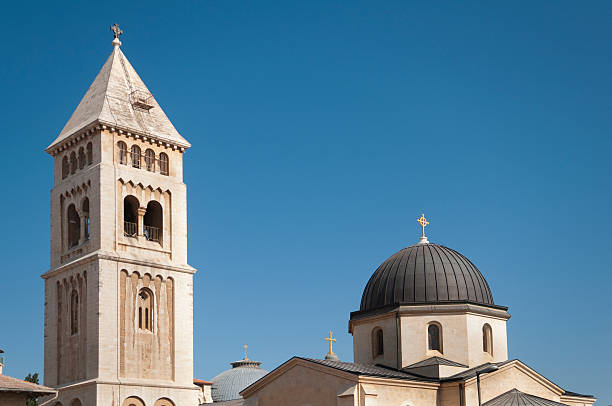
[45,119,191,156]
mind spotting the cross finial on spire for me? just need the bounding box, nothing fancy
[243,344,249,361]
[110,23,123,47]
[417,214,430,244]
[111,24,123,39]
[324,331,339,360]
[325,331,336,355]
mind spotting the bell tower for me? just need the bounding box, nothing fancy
[43,27,198,406]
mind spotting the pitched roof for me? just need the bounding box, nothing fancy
[484,389,568,406]
[47,42,190,151]
[297,358,436,382]
[0,374,57,395]
[442,360,514,381]
[404,356,468,369]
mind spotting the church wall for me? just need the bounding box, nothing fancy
[43,258,99,387]
[399,313,470,367]
[96,382,199,406]
[438,382,463,406]
[50,131,102,269]
[463,365,561,406]
[352,314,399,369]
[464,313,508,366]
[364,381,438,406]
[100,130,188,266]
[118,269,174,381]
[243,364,357,406]
[0,393,31,406]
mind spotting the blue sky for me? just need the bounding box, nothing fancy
[1,0,611,403]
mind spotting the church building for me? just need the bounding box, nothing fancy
[239,216,597,406]
[42,25,198,406]
[42,27,597,406]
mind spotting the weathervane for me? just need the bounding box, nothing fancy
[417,214,430,244]
[110,23,123,39]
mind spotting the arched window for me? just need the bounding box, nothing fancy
[428,323,442,352]
[82,198,90,241]
[62,156,69,179]
[67,204,80,248]
[143,201,163,243]
[131,145,141,168]
[86,142,93,165]
[122,397,145,406]
[70,290,79,335]
[372,327,384,358]
[483,324,493,355]
[154,398,176,406]
[159,152,169,176]
[70,152,77,174]
[138,288,153,331]
[118,141,128,165]
[71,400,83,406]
[78,147,86,169]
[123,196,139,237]
[145,149,155,172]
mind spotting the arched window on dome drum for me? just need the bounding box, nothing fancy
[86,142,93,165]
[70,152,77,174]
[118,141,128,165]
[67,204,80,248]
[159,152,169,176]
[70,289,79,335]
[137,288,153,331]
[62,156,69,179]
[145,149,155,171]
[483,323,493,355]
[428,323,442,352]
[78,147,86,169]
[372,327,384,358]
[131,145,141,168]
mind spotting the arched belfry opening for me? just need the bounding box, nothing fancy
[144,200,163,243]
[67,204,80,248]
[123,196,139,237]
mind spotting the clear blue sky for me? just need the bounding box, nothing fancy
[1,0,611,403]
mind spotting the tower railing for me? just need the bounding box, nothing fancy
[144,225,161,243]
[124,221,138,237]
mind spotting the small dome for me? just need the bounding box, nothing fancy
[211,358,268,402]
[360,243,494,313]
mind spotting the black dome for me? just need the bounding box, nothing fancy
[360,243,494,312]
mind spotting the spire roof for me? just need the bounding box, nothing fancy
[47,39,190,152]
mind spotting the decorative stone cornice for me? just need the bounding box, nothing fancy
[46,121,189,157]
[42,250,197,279]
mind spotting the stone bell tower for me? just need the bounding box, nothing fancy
[43,26,198,406]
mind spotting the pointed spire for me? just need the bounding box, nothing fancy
[47,27,190,152]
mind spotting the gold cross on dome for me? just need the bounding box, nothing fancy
[417,214,429,238]
[243,344,249,360]
[110,23,123,39]
[325,331,336,354]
